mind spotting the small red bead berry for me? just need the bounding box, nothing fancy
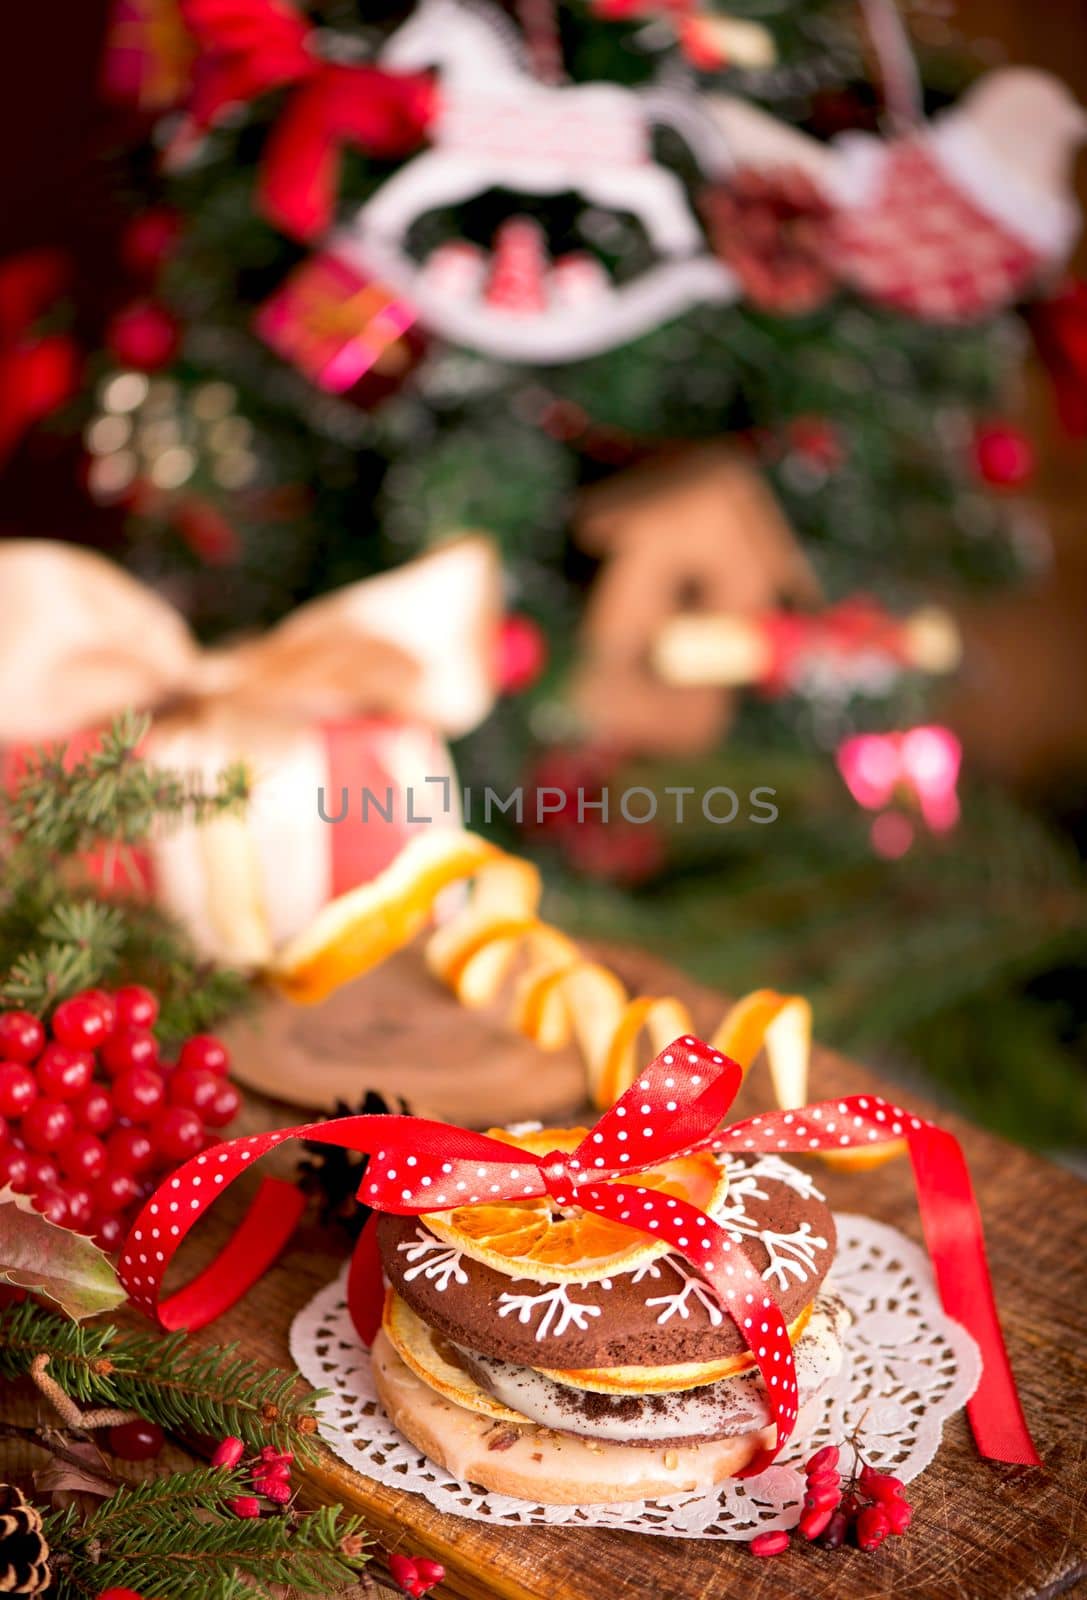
[202,1081,241,1129]
[113,1066,166,1123]
[36,1044,94,1101]
[0,1062,37,1118]
[94,1170,139,1212]
[859,1465,906,1502]
[798,1503,836,1540]
[839,1490,863,1520]
[169,1066,222,1115]
[75,1083,115,1134]
[886,1498,914,1534]
[32,1188,70,1226]
[228,1495,262,1519]
[23,1154,60,1191]
[413,1557,446,1589]
[52,994,112,1051]
[150,1105,204,1161]
[211,1435,246,1468]
[106,1126,155,1175]
[389,1554,421,1592]
[0,1146,30,1190]
[101,1029,159,1077]
[805,1444,839,1475]
[83,988,118,1033]
[253,1475,292,1504]
[748,1529,790,1557]
[0,1012,44,1063]
[98,1589,149,1600]
[855,1504,890,1551]
[803,1479,841,1514]
[256,1447,293,1479]
[818,1509,851,1550]
[109,1418,165,1461]
[22,1098,75,1153]
[179,1034,230,1078]
[94,1212,126,1251]
[114,985,160,1031]
[61,1183,95,1230]
[60,1131,108,1182]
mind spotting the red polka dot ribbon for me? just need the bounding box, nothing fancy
[118,1036,1040,1470]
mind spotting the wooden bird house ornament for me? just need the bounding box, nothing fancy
[574,447,819,754]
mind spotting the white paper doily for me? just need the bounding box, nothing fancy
[289,1214,980,1540]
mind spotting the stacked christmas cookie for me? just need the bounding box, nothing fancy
[373,1127,847,1504]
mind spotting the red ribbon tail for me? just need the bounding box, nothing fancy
[348,1211,385,1346]
[910,1128,1041,1467]
[157,1176,305,1333]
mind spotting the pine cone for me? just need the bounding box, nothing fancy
[298,1090,412,1239]
[0,1485,51,1596]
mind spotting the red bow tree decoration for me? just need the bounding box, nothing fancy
[0,250,78,466]
[180,0,437,239]
[118,1036,1040,1472]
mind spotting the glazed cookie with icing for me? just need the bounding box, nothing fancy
[372,1147,846,1505]
[378,1153,835,1371]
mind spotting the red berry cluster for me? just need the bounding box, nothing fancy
[214,1435,296,1514]
[388,1551,447,1598]
[749,1438,914,1558]
[0,987,240,1249]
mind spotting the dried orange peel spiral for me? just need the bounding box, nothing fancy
[268,830,905,1171]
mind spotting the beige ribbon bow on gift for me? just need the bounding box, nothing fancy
[0,536,502,966]
[0,535,502,742]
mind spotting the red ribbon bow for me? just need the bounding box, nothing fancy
[180,0,437,239]
[118,1035,1040,1472]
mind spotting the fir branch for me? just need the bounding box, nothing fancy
[44,1471,371,1600]
[0,712,253,1024]
[1,709,250,860]
[0,1302,322,1459]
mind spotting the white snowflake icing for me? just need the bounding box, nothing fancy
[722,1151,825,1202]
[396,1227,469,1291]
[497,1282,603,1341]
[645,1256,726,1327]
[714,1201,827,1294]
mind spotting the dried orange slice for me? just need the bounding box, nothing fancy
[422,1125,729,1285]
[382,1290,524,1423]
[542,1304,812,1394]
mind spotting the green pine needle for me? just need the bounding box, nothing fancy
[0,711,252,1033]
[44,1471,371,1600]
[0,1301,322,1458]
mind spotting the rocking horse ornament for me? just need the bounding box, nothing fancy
[335,0,738,362]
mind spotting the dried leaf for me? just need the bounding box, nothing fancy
[0,1185,126,1320]
[33,1434,115,1504]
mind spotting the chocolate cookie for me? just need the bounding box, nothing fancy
[378,1153,835,1369]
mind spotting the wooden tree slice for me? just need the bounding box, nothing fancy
[223,945,588,1127]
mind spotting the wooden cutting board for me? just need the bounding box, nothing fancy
[222,944,587,1125]
[9,943,1087,1599]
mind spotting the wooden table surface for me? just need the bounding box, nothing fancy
[20,942,1087,1600]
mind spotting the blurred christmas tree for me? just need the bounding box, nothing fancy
[38,0,1087,1142]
